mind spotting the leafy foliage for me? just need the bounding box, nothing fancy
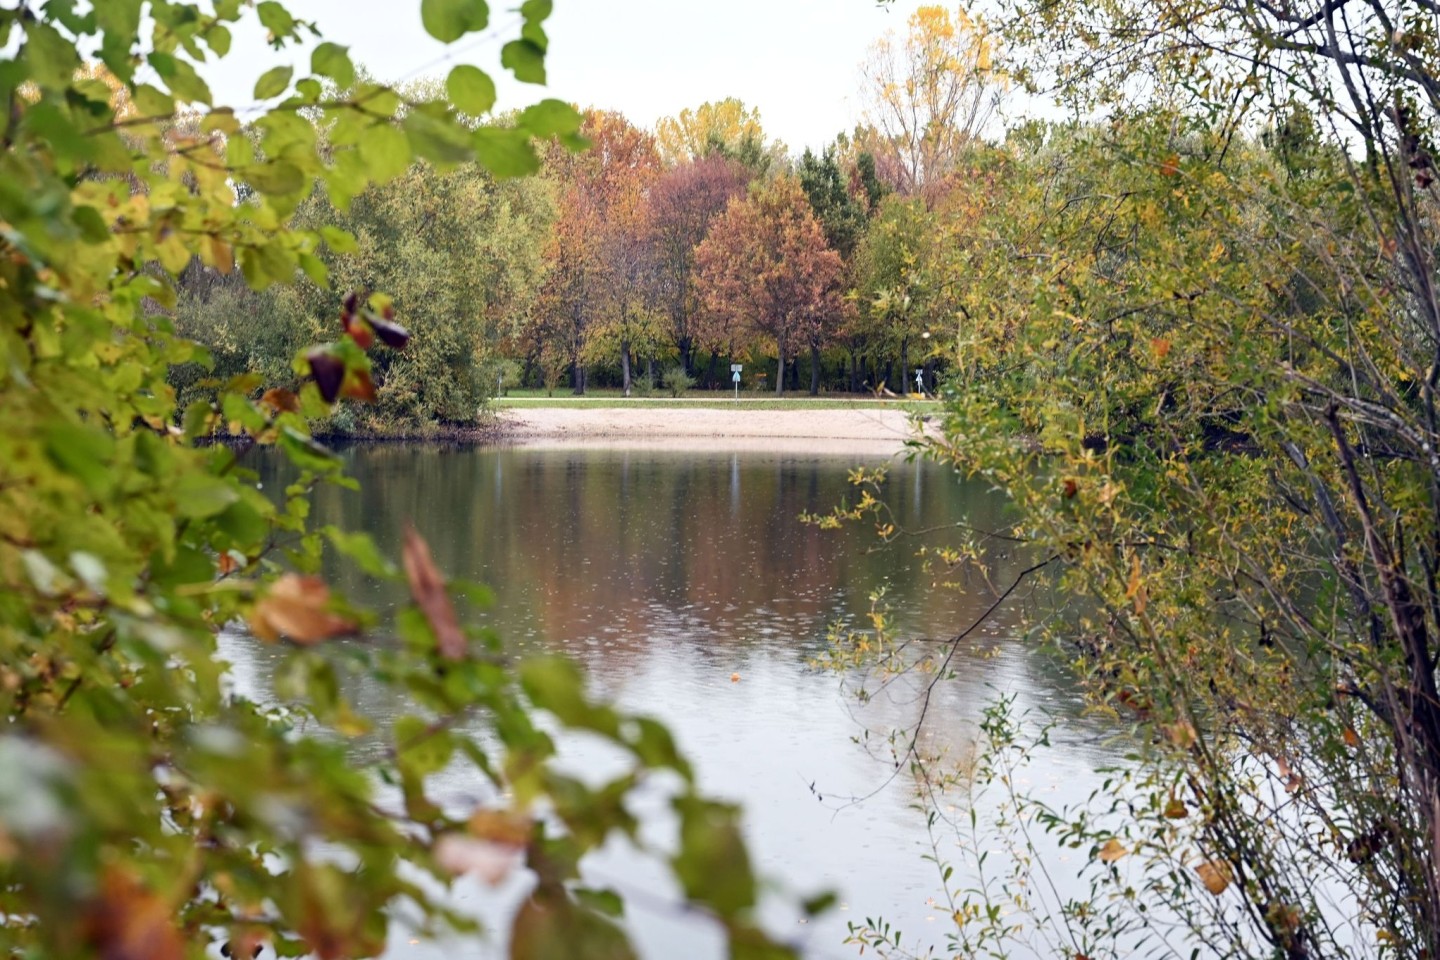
[0,3,807,957]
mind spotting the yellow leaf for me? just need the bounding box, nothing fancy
[1098,838,1127,863]
[1196,859,1231,895]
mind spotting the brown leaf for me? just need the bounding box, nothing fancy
[260,388,300,413]
[1164,796,1189,819]
[402,525,465,661]
[1159,153,1180,177]
[1343,726,1361,748]
[1062,477,1078,499]
[1151,337,1172,359]
[84,866,184,960]
[249,574,357,645]
[434,834,523,886]
[343,314,375,350]
[342,368,377,403]
[1196,859,1232,895]
[1098,838,1127,863]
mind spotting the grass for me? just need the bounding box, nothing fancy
[491,389,941,412]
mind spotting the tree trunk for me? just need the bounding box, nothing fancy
[706,353,719,390]
[647,356,655,391]
[679,336,693,377]
[849,350,859,393]
[572,361,586,396]
[809,344,820,396]
[621,340,632,397]
[900,336,909,396]
[775,346,785,396]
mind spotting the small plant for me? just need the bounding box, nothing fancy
[664,364,696,397]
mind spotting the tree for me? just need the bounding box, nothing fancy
[0,4,803,958]
[695,177,845,395]
[849,0,1440,948]
[535,110,661,394]
[854,195,939,394]
[647,154,753,376]
[859,5,1004,196]
[655,97,787,174]
[797,146,871,260]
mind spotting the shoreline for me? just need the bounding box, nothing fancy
[494,406,934,456]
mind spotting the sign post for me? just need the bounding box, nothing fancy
[731,363,743,401]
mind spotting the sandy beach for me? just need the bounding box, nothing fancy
[496,404,934,456]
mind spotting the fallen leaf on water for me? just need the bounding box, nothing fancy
[730,673,741,683]
[249,574,357,645]
[402,525,465,661]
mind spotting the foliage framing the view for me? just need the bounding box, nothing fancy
[0,2,812,958]
[810,0,1440,956]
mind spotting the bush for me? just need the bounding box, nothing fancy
[664,364,696,397]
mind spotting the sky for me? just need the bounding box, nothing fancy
[200,0,936,154]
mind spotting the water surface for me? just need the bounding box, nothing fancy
[230,445,1121,958]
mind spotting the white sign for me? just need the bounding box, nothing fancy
[730,363,743,373]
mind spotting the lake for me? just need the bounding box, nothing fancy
[225,444,1123,959]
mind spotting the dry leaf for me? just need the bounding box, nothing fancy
[1343,726,1361,748]
[1098,838,1127,863]
[730,672,741,683]
[1162,721,1198,749]
[1164,796,1189,819]
[1196,859,1232,895]
[260,388,299,413]
[249,574,357,645]
[83,866,184,960]
[468,809,532,846]
[434,834,522,886]
[1151,337,1172,359]
[402,525,465,661]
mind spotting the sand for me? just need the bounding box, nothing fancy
[495,404,935,457]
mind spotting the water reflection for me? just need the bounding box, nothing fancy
[229,445,1121,959]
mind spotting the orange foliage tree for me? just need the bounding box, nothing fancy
[695,177,845,395]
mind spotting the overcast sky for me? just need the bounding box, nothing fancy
[199,0,935,154]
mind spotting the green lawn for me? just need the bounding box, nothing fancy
[491,390,941,412]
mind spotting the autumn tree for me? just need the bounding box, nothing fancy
[646,154,752,377]
[655,97,787,174]
[860,5,1003,196]
[695,177,844,395]
[535,110,661,393]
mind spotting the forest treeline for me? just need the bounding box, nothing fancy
[173,6,1014,426]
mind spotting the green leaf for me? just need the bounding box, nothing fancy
[472,126,539,178]
[172,472,240,519]
[673,797,756,917]
[420,0,489,43]
[518,99,581,138]
[358,123,412,180]
[446,65,496,117]
[45,422,115,496]
[402,111,473,167]
[501,39,546,84]
[394,715,454,776]
[253,65,293,100]
[324,528,396,578]
[311,42,355,88]
[243,160,304,196]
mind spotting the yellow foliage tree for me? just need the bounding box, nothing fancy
[859,5,1003,195]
